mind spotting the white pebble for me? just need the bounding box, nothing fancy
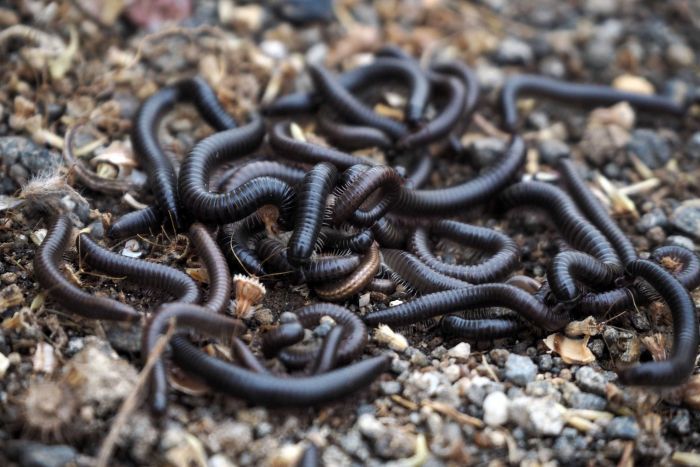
[0,352,9,378]
[483,391,510,427]
[446,342,471,362]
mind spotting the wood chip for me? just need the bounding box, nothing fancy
[423,400,485,428]
[543,333,596,364]
[390,394,419,411]
[672,452,700,467]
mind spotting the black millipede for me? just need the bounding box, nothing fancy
[398,72,466,149]
[254,237,304,283]
[302,254,363,283]
[320,227,375,253]
[264,55,429,120]
[34,215,139,322]
[310,325,345,374]
[262,322,306,358]
[650,245,700,291]
[131,76,237,231]
[371,217,408,248]
[402,149,433,190]
[189,222,231,314]
[409,220,520,283]
[314,242,381,301]
[143,302,246,414]
[328,55,430,122]
[369,49,431,123]
[499,181,622,272]
[254,236,363,283]
[278,303,368,369]
[427,60,481,157]
[308,63,409,140]
[441,315,523,340]
[616,259,699,386]
[547,250,618,304]
[363,284,569,331]
[219,212,268,277]
[431,60,480,122]
[170,336,390,407]
[557,157,637,266]
[108,205,164,239]
[500,74,686,133]
[218,160,306,193]
[288,163,338,265]
[393,135,526,215]
[268,121,375,169]
[576,245,700,316]
[381,248,471,293]
[317,111,393,150]
[231,337,272,374]
[77,233,201,305]
[178,115,297,227]
[333,166,403,227]
[365,278,397,295]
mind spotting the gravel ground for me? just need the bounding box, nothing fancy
[1,1,700,466]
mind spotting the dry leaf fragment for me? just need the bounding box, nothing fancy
[682,375,700,410]
[374,324,408,352]
[672,452,700,467]
[290,122,307,142]
[0,284,24,312]
[0,352,9,378]
[233,274,266,318]
[641,334,667,362]
[543,333,596,364]
[91,141,138,176]
[164,432,207,467]
[565,316,602,337]
[612,74,654,95]
[33,342,56,373]
[186,267,209,284]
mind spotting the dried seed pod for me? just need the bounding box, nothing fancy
[233,274,266,317]
[543,333,596,364]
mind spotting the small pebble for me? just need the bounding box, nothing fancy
[585,39,615,69]
[9,442,77,467]
[665,235,695,250]
[605,417,639,440]
[646,226,666,244]
[538,139,570,165]
[668,409,691,436]
[380,381,401,396]
[446,342,471,362]
[567,391,607,411]
[504,354,538,386]
[667,42,694,68]
[466,376,505,407]
[627,129,671,169]
[467,138,507,168]
[483,391,510,427]
[509,396,564,436]
[636,208,668,233]
[495,37,533,65]
[489,348,509,367]
[671,200,700,240]
[575,366,609,396]
[537,354,553,371]
[686,132,700,161]
[526,380,561,402]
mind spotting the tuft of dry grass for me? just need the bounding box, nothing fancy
[20,167,89,218]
